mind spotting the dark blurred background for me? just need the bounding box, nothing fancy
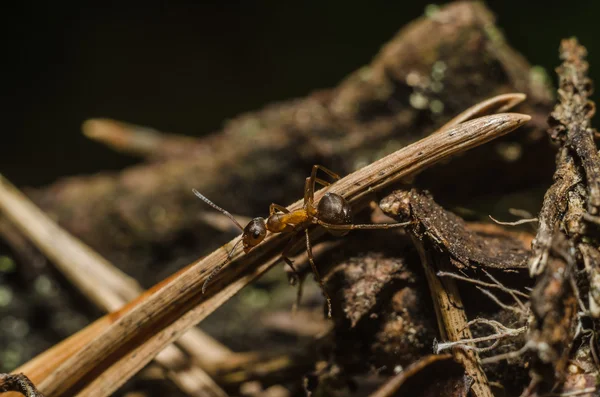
[3,1,599,187]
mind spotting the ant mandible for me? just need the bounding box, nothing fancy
[193,165,409,317]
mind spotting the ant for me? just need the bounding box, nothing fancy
[193,165,410,317]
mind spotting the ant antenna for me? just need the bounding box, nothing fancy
[193,189,244,231]
[201,237,243,294]
[194,189,247,294]
[227,239,243,260]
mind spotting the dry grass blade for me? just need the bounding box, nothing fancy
[76,255,283,397]
[435,93,526,135]
[14,266,231,382]
[34,111,529,397]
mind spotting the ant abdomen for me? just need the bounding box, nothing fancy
[317,193,353,236]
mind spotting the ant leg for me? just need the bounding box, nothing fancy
[282,256,300,281]
[270,203,290,215]
[282,255,305,314]
[316,219,413,231]
[281,231,306,311]
[311,165,341,185]
[305,228,332,318]
[303,177,337,207]
[307,165,342,206]
[304,177,313,207]
[295,276,304,314]
[314,177,332,188]
[281,232,302,279]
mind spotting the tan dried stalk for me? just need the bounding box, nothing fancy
[411,236,494,397]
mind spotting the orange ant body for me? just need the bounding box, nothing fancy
[194,165,409,317]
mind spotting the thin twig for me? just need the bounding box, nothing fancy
[437,271,529,299]
[34,110,529,397]
[367,355,453,397]
[480,342,531,364]
[435,325,527,354]
[476,287,526,315]
[489,215,538,226]
[540,387,597,396]
[481,268,528,312]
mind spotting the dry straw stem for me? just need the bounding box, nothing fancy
[0,177,230,397]
[434,93,526,135]
[411,235,494,397]
[34,98,528,396]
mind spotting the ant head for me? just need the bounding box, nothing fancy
[317,193,352,236]
[193,189,267,254]
[242,217,267,252]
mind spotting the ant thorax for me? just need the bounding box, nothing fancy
[266,213,292,233]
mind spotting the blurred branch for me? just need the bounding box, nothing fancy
[82,119,205,161]
[0,175,229,397]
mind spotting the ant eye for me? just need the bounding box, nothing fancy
[253,230,261,239]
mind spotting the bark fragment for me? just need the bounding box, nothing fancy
[0,373,44,397]
[530,38,600,277]
[528,251,577,382]
[527,38,599,392]
[380,189,530,271]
